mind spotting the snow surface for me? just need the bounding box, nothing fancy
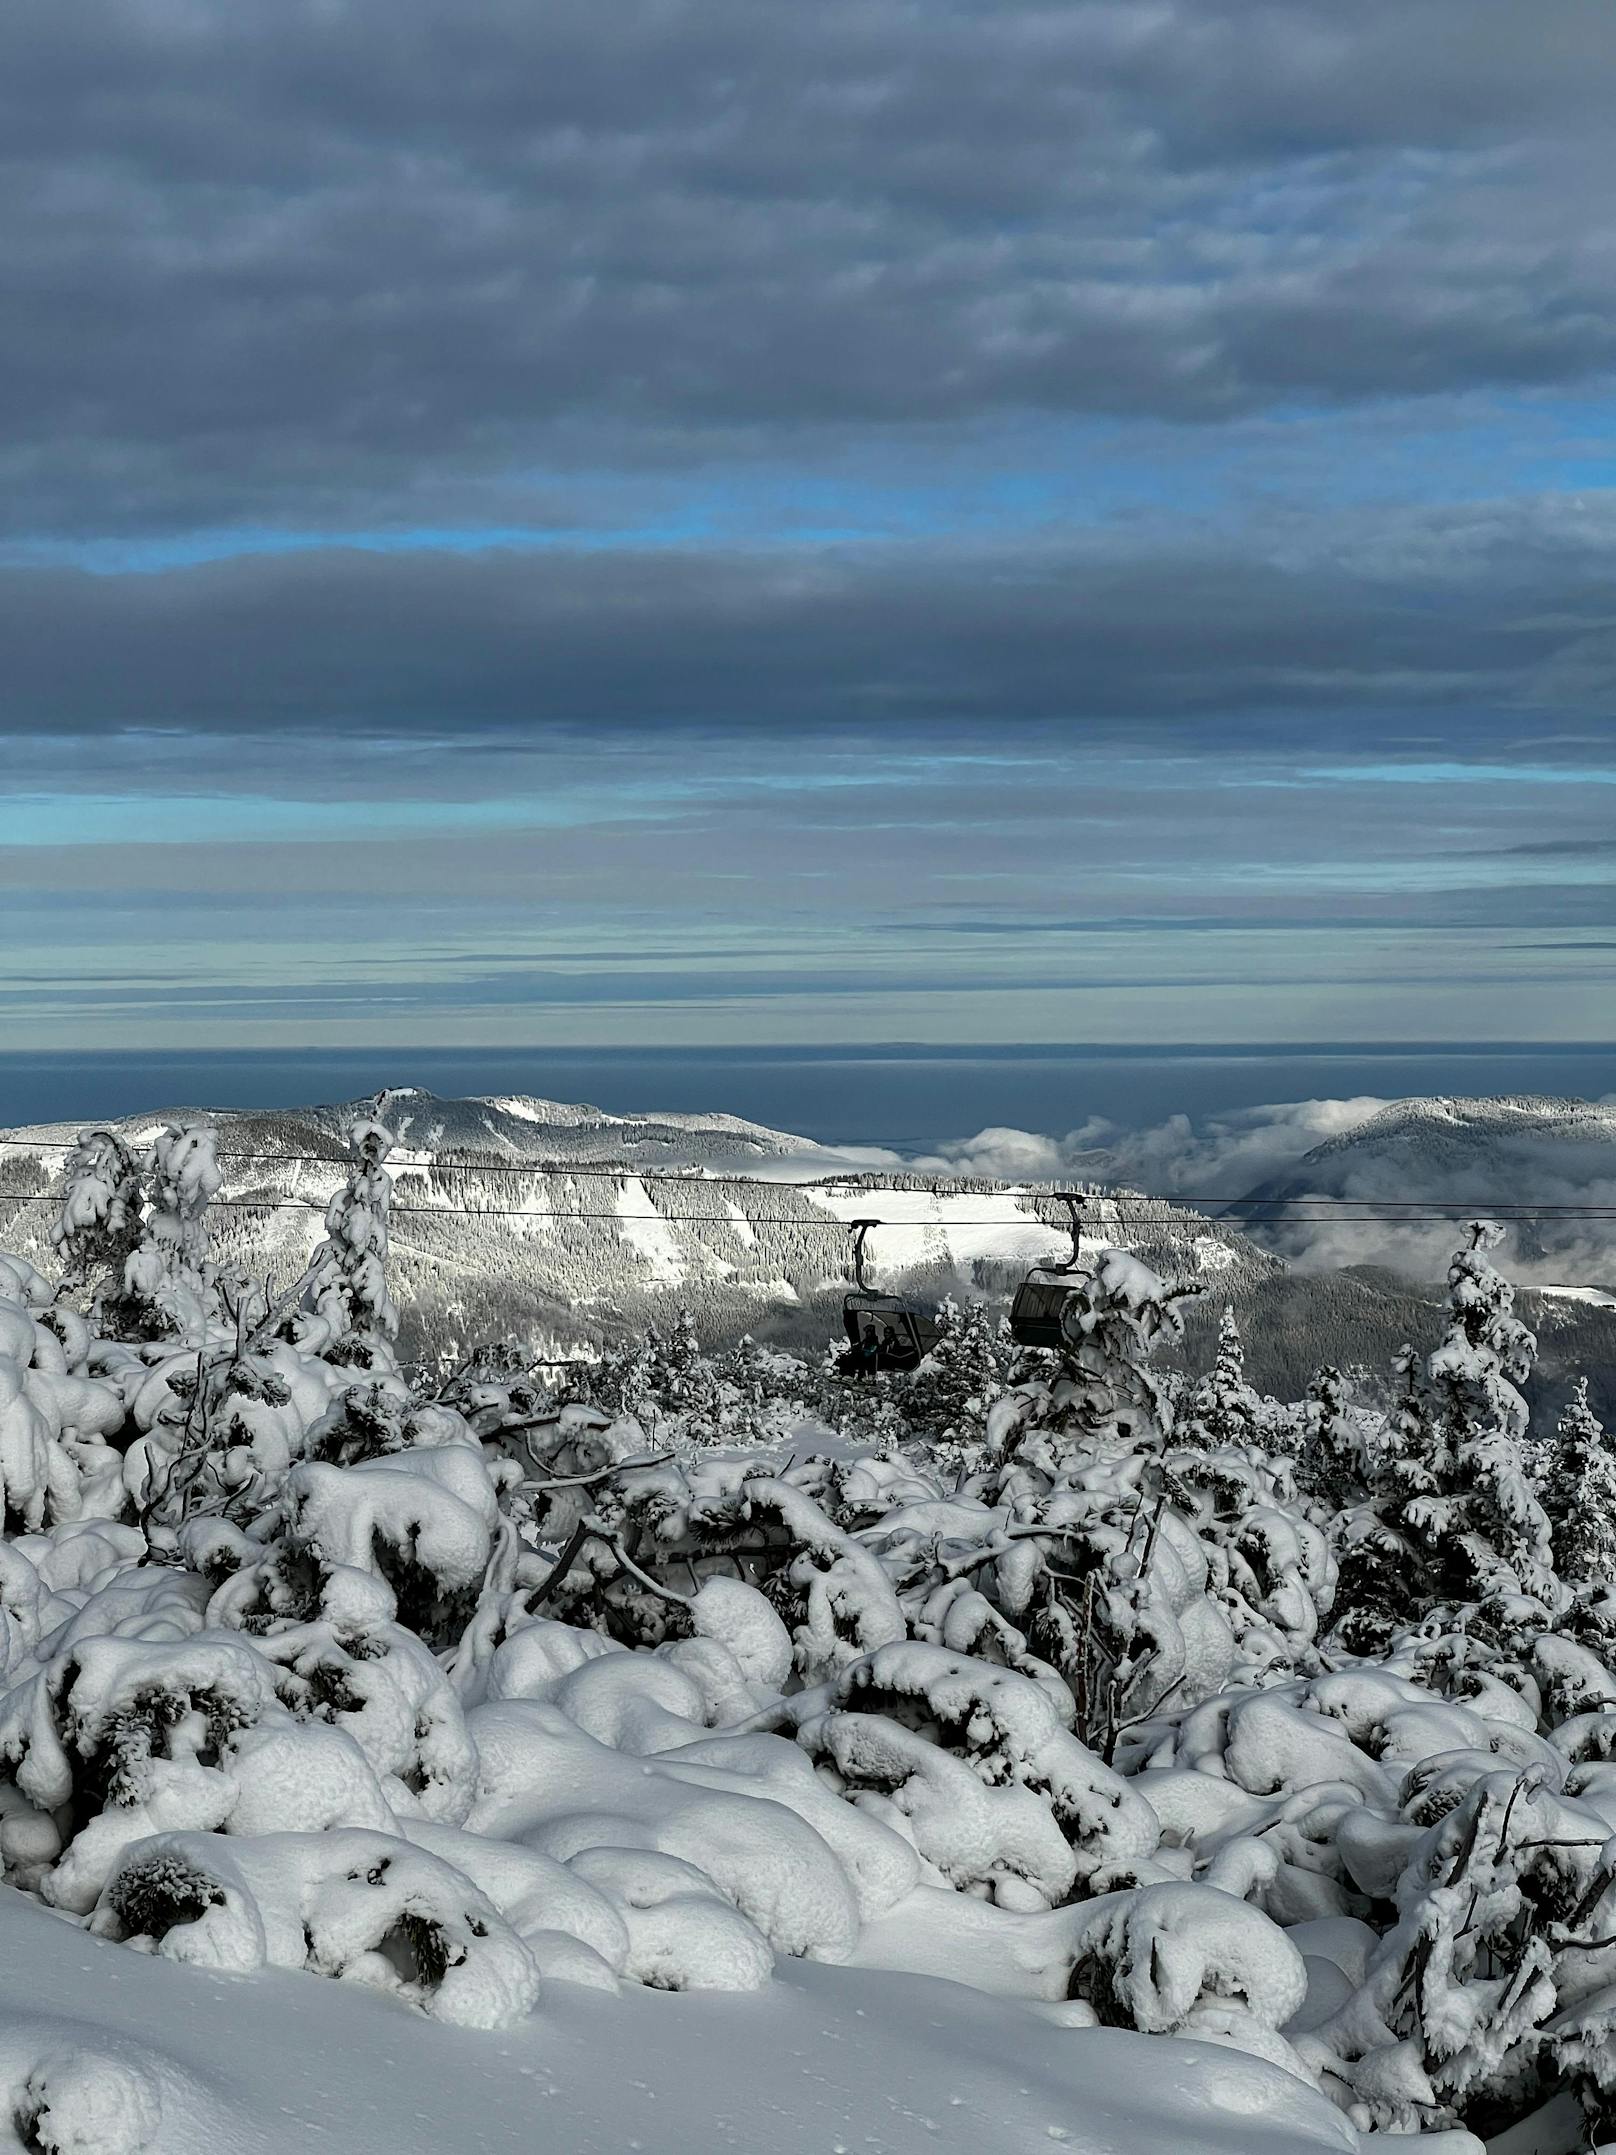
[480,1095,606,1128]
[0,1885,1377,2155]
[477,1094,823,1154]
[724,1201,757,1250]
[1540,1284,1616,1310]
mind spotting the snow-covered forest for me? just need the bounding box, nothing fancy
[5,1090,1611,1429]
[5,1114,1616,2153]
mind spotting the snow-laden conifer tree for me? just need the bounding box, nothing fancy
[1293,1364,1371,1515]
[1330,1344,1442,1651]
[1181,1306,1261,1452]
[904,1297,1013,1470]
[1027,1247,1203,1454]
[1424,1221,1561,1626]
[148,1125,220,1279]
[720,1334,811,1422]
[649,1309,715,1418]
[596,1326,657,1419]
[1335,1226,1562,1649]
[619,1309,730,1441]
[1541,1378,1616,1594]
[295,1119,398,1364]
[60,1122,223,1342]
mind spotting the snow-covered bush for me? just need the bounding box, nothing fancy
[94,1828,541,2028]
[52,1123,223,1344]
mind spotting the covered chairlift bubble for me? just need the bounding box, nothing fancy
[1009,1193,1090,1350]
[838,1218,941,1378]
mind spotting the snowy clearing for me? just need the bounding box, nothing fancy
[803,1184,1085,1272]
[614,1177,688,1283]
[724,1201,757,1250]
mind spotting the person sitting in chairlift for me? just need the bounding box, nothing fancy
[839,1318,884,1377]
[876,1320,920,1374]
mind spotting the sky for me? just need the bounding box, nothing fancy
[3,0,1615,1069]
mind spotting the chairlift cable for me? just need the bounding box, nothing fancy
[0,1191,1615,1228]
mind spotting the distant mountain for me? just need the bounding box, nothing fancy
[3,1087,1610,1417]
[2,1085,826,1175]
[0,1087,1277,1367]
[1228,1094,1616,1275]
[1239,1093,1616,1193]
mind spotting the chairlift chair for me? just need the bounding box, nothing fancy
[839,1219,940,1377]
[1009,1194,1089,1350]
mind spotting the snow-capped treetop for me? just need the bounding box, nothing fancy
[295,1117,399,1360]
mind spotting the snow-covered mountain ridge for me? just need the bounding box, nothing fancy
[0,1088,1276,1368]
[1237,1093,1616,1201]
[0,1085,825,1175]
[1270,1092,1616,1170]
[1230,1092,1616,1277]
[3,1087,1612,1410]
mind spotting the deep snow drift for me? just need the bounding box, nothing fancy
[0,1889,1368,2155]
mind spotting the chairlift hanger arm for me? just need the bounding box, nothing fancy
[848,1217,879,1293]
[1053,1192,1085,1271]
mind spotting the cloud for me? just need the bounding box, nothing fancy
[4,0,1616,533]
[1073,1094,1616,1285]
[695,1105,1375,1193]
[905,1127,1085,1182]
[838,1097,1389,1190]
[1056,1097,1392,1198]
[6,492,1616,738]
[1252,1204,1616,1291]
[1498,839,1616,859]
[4,3,1611,1060]
[1239,1118,1616,1284]
[882,1095,1616,1285]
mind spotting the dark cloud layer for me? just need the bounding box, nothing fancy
[5,0,1616,534]
[5,495,1616,737]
